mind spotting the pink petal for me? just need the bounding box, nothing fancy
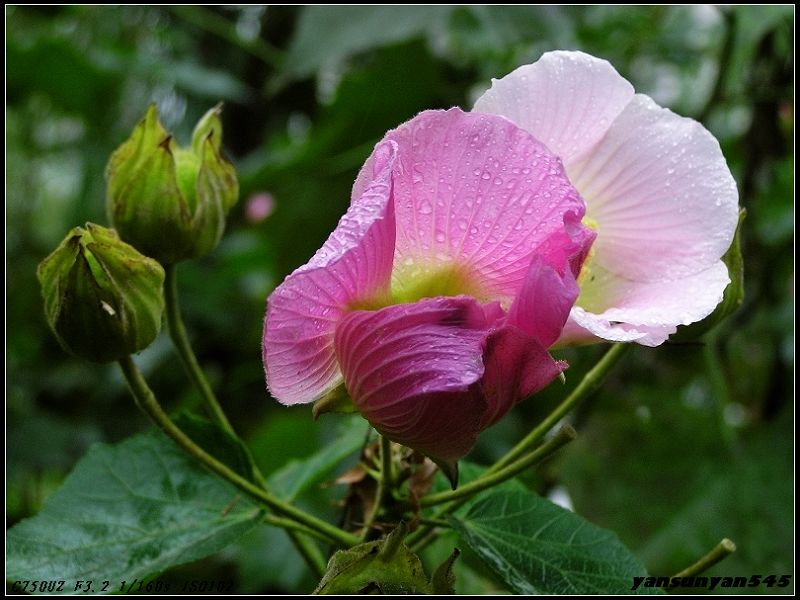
[334,297,491,461]
[561,261,731,347]
[355,108,587,304]
[480,325,565,428]
[507,252,579,349]
[569,94,739,282]
[334,296,566,461]
[473,50,634,163]
[263,141,398,405]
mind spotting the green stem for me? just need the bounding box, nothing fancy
[164,264,234,436]
[420,426,576,507]
[418,517,451,529]
[408,426,576,550]
[164,266,331,575]
[408,346,629,551]
[118,355,359,548]
[263,515,328,544]
[361,436,393,541]
[673,538,736,578]
[285,530,326,577]
[409,530,438,553]
[490,343,629,473]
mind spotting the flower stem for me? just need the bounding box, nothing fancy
[164,266,333,574]
[118,354,359,547]
[673,538,737,578]
[263,515,329,544]
[408,426,576,550]
[361,435,393,541]
[284,530,327,577]
[408,345,629,551]
[164,264,235,435]
[420,426,576,507]
[490,343,629,473]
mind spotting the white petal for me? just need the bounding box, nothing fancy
[569,94,739,282]
[561,307,666,346]
[473,50,634,163]
[560,261,730,347]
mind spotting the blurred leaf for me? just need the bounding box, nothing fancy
[639,411,793,594]
[7,411,102,475]
[450,488,659,595]
[753,154,793,247]
[7,429,263,586]
[279,6,452,82]
[267,415,366,501]
[223,524,315,594]
[728,5,794,95]
[7,28,120,113]
[166,60,251,102]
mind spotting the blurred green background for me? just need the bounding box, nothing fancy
[6,5,793,594]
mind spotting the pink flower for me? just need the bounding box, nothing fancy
[474,51,739,346]
[263,108,594,466]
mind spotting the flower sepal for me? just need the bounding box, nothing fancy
[312,384,357,419]
[313,522,459,594]
[106,104,239,265]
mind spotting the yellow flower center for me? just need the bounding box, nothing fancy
[576,217,599,287]
[349,257,487,311]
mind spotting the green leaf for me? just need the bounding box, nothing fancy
[450,488,660,595]
[173,411,257,482]
[7,429,264,587]
[267,414,366,501]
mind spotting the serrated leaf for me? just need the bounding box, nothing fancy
[267,415,365,501]
[450,488,660,595]
[7,429,264,591]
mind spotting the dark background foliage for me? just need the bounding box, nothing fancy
[7,5,793,594]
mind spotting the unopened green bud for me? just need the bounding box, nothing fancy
[37,223,165,362]
[106,104,239,264]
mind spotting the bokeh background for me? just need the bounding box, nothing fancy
[7,5,793,594]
